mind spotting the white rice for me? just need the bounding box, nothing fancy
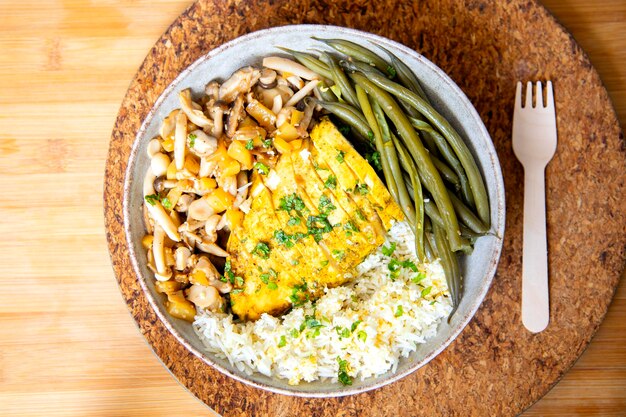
[193,221,452,385]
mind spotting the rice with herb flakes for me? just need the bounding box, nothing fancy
[193,221,452,385]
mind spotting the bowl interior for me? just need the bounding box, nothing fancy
[123,25,505,397]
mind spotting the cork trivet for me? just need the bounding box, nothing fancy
[104,0,626,415]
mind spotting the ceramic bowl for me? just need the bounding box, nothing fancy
[123,24,505,397]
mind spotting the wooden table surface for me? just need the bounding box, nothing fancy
[1,1,623,416]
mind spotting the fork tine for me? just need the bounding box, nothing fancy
[546,81,554,109]
[515,82,522,109]
[525,81,533,109]
[535,81,543,108]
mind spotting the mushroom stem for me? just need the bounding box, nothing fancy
[174,111,187,170]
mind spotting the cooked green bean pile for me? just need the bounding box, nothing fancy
[283,39,491,313]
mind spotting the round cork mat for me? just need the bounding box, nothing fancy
[104,0,626,415]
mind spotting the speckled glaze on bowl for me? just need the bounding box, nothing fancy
[123,25,505,397]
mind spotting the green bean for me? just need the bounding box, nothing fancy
[351,73,464,251]
[423,232,436,262]
[384,141,416,224]
[405,170,486,235]
[433,221,462,313]
[314,37,396,78]
[277,47,333,80]
[431,155,460,189]
[314,100,373,147]
[316,79,338,102]
[392,135,425,261]
[410,117,475,210]
[354,85,399,203]
[370,99,391,142]
[377,44,429,102]
[448,191,488,234]
[356,70,490,226]
[343,59,422,119]
[322,52,360,108]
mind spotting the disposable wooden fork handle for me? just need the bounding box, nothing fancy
[521,166,550,333]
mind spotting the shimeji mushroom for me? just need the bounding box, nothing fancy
[218,66,261,104]
[152,225,172,281]
[226,94,245,138]
[159,109,180,138]
[203,214,221,243]
[146,138,162,158]
[179,88,213,128]
[174,111,187,170]
[187,197,215,221]
[186,284,220,310]
[196,240,229,257]
[208,101,228,139]
[174,246,191,271]
[143,171,180,241]
[262,56,320,80]
[187,129,217,158]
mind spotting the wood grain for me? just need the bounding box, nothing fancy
[0,1,624,416]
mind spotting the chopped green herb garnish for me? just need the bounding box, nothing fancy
[306,215,333,242]
[274,230,294,248]
[267,282,278,290]
[278,335,287,347]
[366,151,382,171]
[335,326,351,339]
[253,162,270,175]
[332,249,345,261]
[160,197,173,210]
[421,286,432,297]
[318,195,336,216]
[263,138,272,148]
[245,139,254,150]
[381,242,396,256]
[386,65,397,78]
[412,271,426,284]
[287,216,301,226]
[303,315,323,329]
[313,162,328,171]
[367,130,374,141]
[320,260,329,267]
[324,175,337,189]
[144,194,159,206]
[252,242,270,259]
[395,305,404,317]
[234,276,244,286]
[354,182,369,195]
[289,281,309,306]
[401,260,418,272]
[338,125,351,136]
[351,320,362,332]
[290,259,299,265]
[279,193,306,213]
[357,330,367,342]
[343,221,358,233]
[231,289,243,294]
[260,273,270,284]
[355,209,366,221]
[336,150,345,163]
[388,259,402,272]
[224,259,235,283]
[188,133,197,147]
[337,358,352,386]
